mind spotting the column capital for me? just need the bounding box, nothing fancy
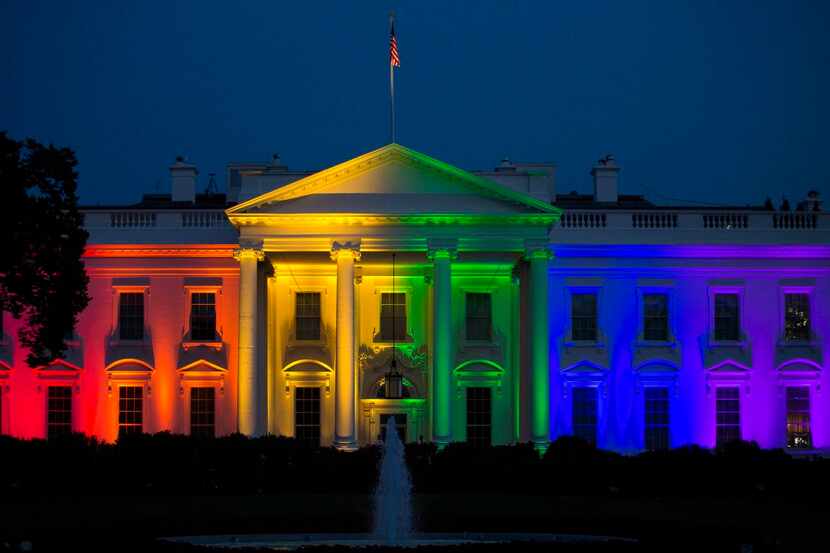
[524,239,553,261]
[330,240,361,262]
[427,238,458,261]
[233,247,265,262]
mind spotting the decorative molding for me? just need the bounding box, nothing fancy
[233,247,265,262]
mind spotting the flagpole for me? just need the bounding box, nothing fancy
[389,11,396,144]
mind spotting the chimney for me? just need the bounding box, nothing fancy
[591,154,620,203]
[170,155,198,203]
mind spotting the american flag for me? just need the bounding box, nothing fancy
[390,22,400,67]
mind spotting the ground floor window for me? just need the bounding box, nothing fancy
[715,386,741,446]
[786,386,812,449]
[644,386,669,451]
[466,387,492,447]
[294,386,321,446]
[47,386,73,438]
[190,387,216,438]
[379,413,407,443]
[118,386,143,438]
[572,387,598,445]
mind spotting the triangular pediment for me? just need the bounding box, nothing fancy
[227,144,560,221]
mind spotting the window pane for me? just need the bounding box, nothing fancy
[190,387,216,438]
[784,294,810,342]
[786,386,812,449]
[715,386,741,446]
[466,387,492,447]
[643,294,669,341]
[572,387,598,445]
[47,386,73,439]
[380,292,406,341]
[572,293,598,341]
[190,292,217,341]
[714,294,739,341]
[295,292,321,340]
[118,386,143,438]
[294,387,321,446]
[465,293,492,341]
[118,293,144,340]
[644,386,669,450]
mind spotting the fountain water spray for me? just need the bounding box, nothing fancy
[372,417,413,544]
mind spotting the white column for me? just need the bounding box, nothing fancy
[526,243,552,448]
[429,240,456,446]
[332,241,361,450]
[235,247,265,436]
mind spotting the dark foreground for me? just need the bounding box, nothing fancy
[0,492,823,553]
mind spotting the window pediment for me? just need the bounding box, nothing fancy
[777,359,822,378]
[36,358,83,378]
[178,344,227,373]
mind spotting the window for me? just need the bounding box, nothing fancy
[571,293,597,341]
[466,387,492,447]
[46,386,73,438]
[465,293,492,341]
[295,292,321,341]
[294,387,320,446]
[118,386,143,438]
[715,387,741,446]
[190,387,215,438]
[786,386,812,449]
[714,294,739,341]
[784,293,811,342]
[190,292,216,341]
[572,387,598,445]
[118,292,144,340]
[380,292,406,342]
[379,413,407,443]
[643,294,669,341]
[644,387,669,451]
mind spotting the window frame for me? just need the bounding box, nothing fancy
[785,385,813,449]
[189,386,216,438]
[714,385,742,447]
[294,385,322,446]
[465,386,492,447]
[111,283,150,344]
[183,284,223,345]
[464,292,493,343]
[294,291,323,342]
[46,385,74,439]
[117,384,145,438]
[373,285,413,344]
[636,282,676,344]
[571,385,599,445]
[707,282,745,345]
[643,385,670,451]
[779,283,815,345]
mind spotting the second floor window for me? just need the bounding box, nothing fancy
[784,293,811,342]
[118,292,144,340]
[714,293,740,341]
[380,292,406,342]
[295,292,321,341]
[643,293,669,341]
[190,292,216,341]
[572,293,597,341]
[465,293,492,341]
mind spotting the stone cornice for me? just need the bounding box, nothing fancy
[84,245,237,258]
[228,213,559,227]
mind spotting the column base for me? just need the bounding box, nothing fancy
[533,439,550,454]
[334,438,358,452]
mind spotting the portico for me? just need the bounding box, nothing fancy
[226,144,560,447]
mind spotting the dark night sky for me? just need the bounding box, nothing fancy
[2,1,828,207]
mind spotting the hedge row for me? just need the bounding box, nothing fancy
[0,432,827,499]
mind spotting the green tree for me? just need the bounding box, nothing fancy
[0,132,90,367]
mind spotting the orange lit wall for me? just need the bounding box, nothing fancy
[0,245,239,441]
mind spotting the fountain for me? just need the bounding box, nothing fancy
[373,417,413,544]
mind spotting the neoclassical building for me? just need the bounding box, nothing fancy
[1,143,828,452]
